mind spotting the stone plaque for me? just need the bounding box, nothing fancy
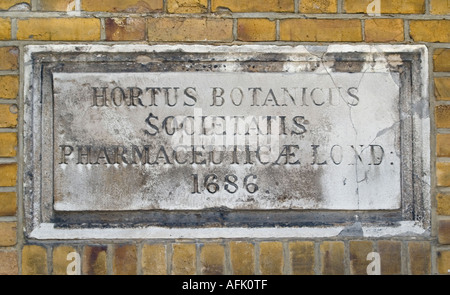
[24,45,430,239]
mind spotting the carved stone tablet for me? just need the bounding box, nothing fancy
[24,45,430,239]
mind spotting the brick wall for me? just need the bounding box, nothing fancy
[0,0,449,275]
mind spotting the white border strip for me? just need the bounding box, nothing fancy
[30,222,427,240]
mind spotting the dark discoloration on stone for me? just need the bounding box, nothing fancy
[24,45,430,238]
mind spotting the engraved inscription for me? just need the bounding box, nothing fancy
[52,72,401,211]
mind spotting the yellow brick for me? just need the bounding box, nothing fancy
[142,244,167,275]
[211,0,294,12]
[436,105,450,129]
[299,0,337,13]
[0,133,17,157]
[349,240,373,275]
[280,19,362,42]
[22,245,47,275]
[230,241,254,275]
[0,251,18,275]
[434,49,450,72]
[200,243,225,275]
[408,241,430,275]
[437,250,450,274]
[147,18,233,42]
[320,241,345,275]
[437,162,450,187]
[437,194,450,215]
[344,0,425,14]
[83,0,163,12]
[0,222,16,246]
[0,164,17,187]
[435,77,450,101]
[0,192,16,216]
[39,0,74,11]
[289,241,315,275]
[0,104,18,128]
[439,219,450,244]
[410,20,450,43]
[82,245,107,275]
[52,246,76,275]
[0,76,18,99]
[171,243,196,275]
[365,19,404,42]
[0,0,30,10]
[437,134,450,157]
[378,240,401,274]
[17,18,100,41]
[0,18,11,40]
[0,47,18,71]
[430,0,450,15]
[259,242,283,275]
[237,19,276,42]
[167,0,208,13]
[113,244,137,275]
[105,18,146,41]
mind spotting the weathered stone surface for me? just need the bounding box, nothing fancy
[51,71,401,211]
[0,0,30,10]
[23,45,430,239]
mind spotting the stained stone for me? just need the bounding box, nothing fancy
[23,44,430,239]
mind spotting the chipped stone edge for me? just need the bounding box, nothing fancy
[23,44,430,240]
[29,221,428,240]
